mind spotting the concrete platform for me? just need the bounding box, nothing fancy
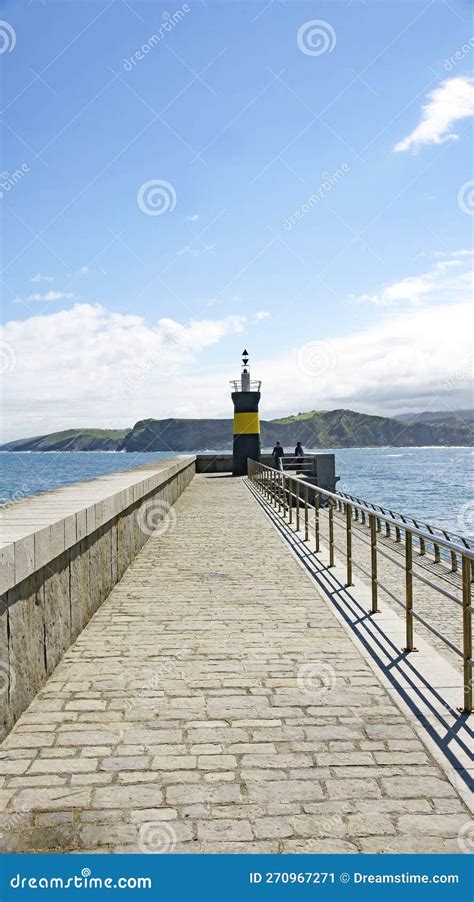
[0,475,471,853]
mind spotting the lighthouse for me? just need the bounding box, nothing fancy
[230,349,261,476]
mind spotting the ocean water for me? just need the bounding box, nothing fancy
[0,447,472,538]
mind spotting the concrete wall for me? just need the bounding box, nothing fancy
[0,456,196,738]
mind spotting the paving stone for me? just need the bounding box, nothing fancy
[197,819,252,841]
[0,473,470,854]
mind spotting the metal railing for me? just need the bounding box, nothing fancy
[336,488,472,570]
[247,459,473,713]
[281,456,315,473]
[229,380,262,392]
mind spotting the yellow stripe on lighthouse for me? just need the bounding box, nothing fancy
[233,412,260,435]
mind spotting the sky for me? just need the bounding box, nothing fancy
[0,0,473,441]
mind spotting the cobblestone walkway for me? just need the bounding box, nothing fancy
[0,475,471,853]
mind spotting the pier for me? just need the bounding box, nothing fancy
[0,459,472,853]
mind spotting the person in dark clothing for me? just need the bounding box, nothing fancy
[272,441,284,471]
[294,441,304,457]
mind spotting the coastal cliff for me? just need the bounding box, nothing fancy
[2,409,472,452]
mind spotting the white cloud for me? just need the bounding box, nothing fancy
[355,252,472,306]
[30,273,54,283]
[176,243,216,257]
[25,291,75,302]
[394,76,474,153]
[254,310,271,320]
[0,306,246,441]
[185,213,200,222]
[255,302,473,420]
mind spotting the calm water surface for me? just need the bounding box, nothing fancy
[0,448,472,537]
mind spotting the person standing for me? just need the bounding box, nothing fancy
[294,441,304,457]
[272,441,284,471]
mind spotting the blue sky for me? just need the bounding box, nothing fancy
[0,0,473,439]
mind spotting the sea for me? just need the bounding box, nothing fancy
[0,447,472,539]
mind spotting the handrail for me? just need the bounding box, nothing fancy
[337,488,472,552]
[247,459,473,713]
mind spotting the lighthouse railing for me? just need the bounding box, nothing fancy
[247,459,473,713]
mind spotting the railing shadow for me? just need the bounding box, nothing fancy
[246,479,473,795]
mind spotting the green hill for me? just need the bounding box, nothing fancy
[0,428,129,452]
[2,409,472,452]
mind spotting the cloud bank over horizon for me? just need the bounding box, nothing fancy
[1,251,472,442]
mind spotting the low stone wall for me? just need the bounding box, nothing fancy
[0,456,196,738]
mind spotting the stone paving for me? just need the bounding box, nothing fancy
[0,475,471,853]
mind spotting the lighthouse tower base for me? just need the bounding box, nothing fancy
[232,390,261,476]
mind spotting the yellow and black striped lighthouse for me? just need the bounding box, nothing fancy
[230,349,261,476]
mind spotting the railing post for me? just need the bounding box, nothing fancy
[296,480,300,532]
[329,499,335,567]
[282,473,287,517]
[304,483,309,541]
[345,502,352,586]
[369,513,378,613]
[288,478,293,525]
[462,555,472,713]
[405,531,414,652]
[315,492,320,552]
[433,543,441,563]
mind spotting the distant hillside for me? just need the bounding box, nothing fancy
[396,410,474,425]
[118,409,473,451]
[0,428,129,452]
[2,410,472,452]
